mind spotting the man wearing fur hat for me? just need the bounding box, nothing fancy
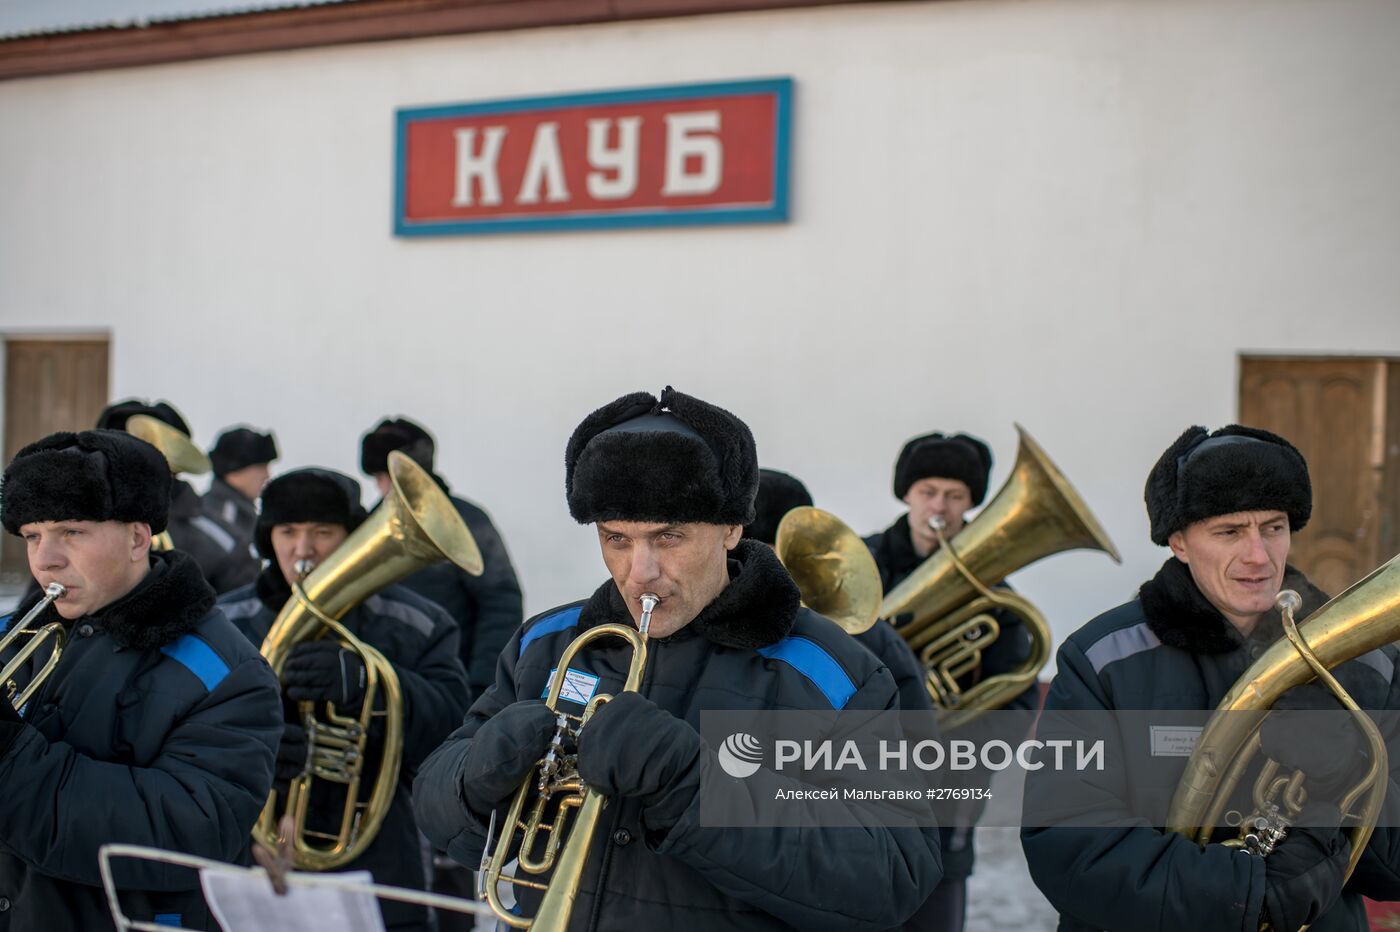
[201,425,279,589]
[217,467,470,932]
[414,387,943,931]
[1022,425,1400,931]
[97,399,253,593]
[0,430,282,930]
[865,431,1039,930]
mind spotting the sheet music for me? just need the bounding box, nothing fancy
[201,867,385,932]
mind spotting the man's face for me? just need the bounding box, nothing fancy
[224,463,271,502]
[902,477,974,554]
[22,520,152,619]
[596,520,743,639]
[271,522,350,586]
[1169,509,1291,632]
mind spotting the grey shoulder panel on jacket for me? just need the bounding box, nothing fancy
[1067,599,1166,675]
[364,585,453,639]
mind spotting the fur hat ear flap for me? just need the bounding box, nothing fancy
[2,430,172,535]
[254,468,367,559]
[745,469,814,545]
[1144,424,1311,545]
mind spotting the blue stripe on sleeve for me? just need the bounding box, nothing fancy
[160,635,231,692]
[518,606,584,659]
[756,636,858,710]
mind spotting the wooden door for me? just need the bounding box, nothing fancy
[1239,356,1399,596]
[1,338,110,580]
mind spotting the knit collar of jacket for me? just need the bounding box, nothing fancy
[1139,556,1329,655]
[14,549,215,650]
[255,564,293,612]
[581,538,800,650]
[873,514,923,583]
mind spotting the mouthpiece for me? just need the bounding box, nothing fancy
[43,582,66,600]
[638,593,659,636]
[1275,589,1303,615]
[928,516,947,532]
[293,559,316,580]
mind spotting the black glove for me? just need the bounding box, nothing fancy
[576,691,703,833]
[460,700,559,817]
[273,723,308,796]
[1259,683,1368,792]
[283,641,367,709]
[1262,808,1350,932]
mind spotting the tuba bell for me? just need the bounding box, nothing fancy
[880,425,1121,728]
[1166,554,1400,892]
[774,506,884,634]
[480,594,658,931]
[124,414,211,552]
[255,450,483,871]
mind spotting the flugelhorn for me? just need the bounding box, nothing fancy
[256,451,483,871]
[1167,555,1400,896]
[881,425,1120,727]
[1,583,67,708]
[774,506,883,634]
[124,414,211,552]
[481,593,657,931]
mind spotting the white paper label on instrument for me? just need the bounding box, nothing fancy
[1149,725,1202,757]
[542,667,601,706]
[202,867,383,932]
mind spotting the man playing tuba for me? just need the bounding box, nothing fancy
[218,467,470,932]
[414,386,943,931]
[1022,425,1400,931]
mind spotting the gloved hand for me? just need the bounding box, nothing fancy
[283,641,367,709]
[576,691,703,833]
[460,700,559,817]
[1261,805,1350,932]
[273,723,308,796]
[1259,682,1368,792]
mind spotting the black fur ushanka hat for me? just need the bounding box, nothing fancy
[744,468,814,545]
[2,430,172,535]
[210,427,279,477]
[893,432,994,504]
[566,386,758,526]
[1144,424,1311,546]
[95,398,191,435]
[361,417,435,476]
[254,467,367,559]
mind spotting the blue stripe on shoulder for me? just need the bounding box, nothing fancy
[0,614,11,635]
[160,635,231,692]
[756,636,857,710]
[518,606,584,659]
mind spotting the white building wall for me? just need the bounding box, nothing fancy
[2,0,1398,651]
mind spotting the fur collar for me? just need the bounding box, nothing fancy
[255,564,292,612]
[13,549,215,650]
[581,538,799,650]
[871,514,923,588]
[1139,557,1329,655]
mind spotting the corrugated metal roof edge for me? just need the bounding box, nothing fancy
[0,0,361,42]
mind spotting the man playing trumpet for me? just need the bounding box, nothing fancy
[218,467,470,932]
[0,430,282,931]
[415,386,942,931]
[1022,425,1400,931]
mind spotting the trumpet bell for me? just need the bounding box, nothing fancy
[775,506,883,634]
[125,414,211,477]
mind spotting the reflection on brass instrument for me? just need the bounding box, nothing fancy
[774,506,884,635]
[256,451,483,871]
[0,583,67,708]
[1167,557,1400,896]
[481,593,658,931]
[124,414,212,552]
[880,425,1121,728]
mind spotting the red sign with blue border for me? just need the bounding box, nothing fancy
[394,78,792,236]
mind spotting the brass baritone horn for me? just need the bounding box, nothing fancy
[481,594,658,931]
[880,425,1121,728]
[0,583,67,709]
[124,414,212,552]
[1167,555,1400,890]
[256,451,483,871]
[774,506,884,635]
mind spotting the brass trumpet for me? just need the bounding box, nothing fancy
[1167,556,1400,896]
[256,451,483,871]
[0,583,67,708]
[880,425,1121,728]
[481,593,658,931]
[774,506,884,635]
[124,414,211,552]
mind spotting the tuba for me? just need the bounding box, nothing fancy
[480,594,658,931]
[774,506,884,634]
[1166,555,1400,892]
[0,583,67,708]
[880,425,1121,728]
[255,451,483,871]
[124,414,211,552]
